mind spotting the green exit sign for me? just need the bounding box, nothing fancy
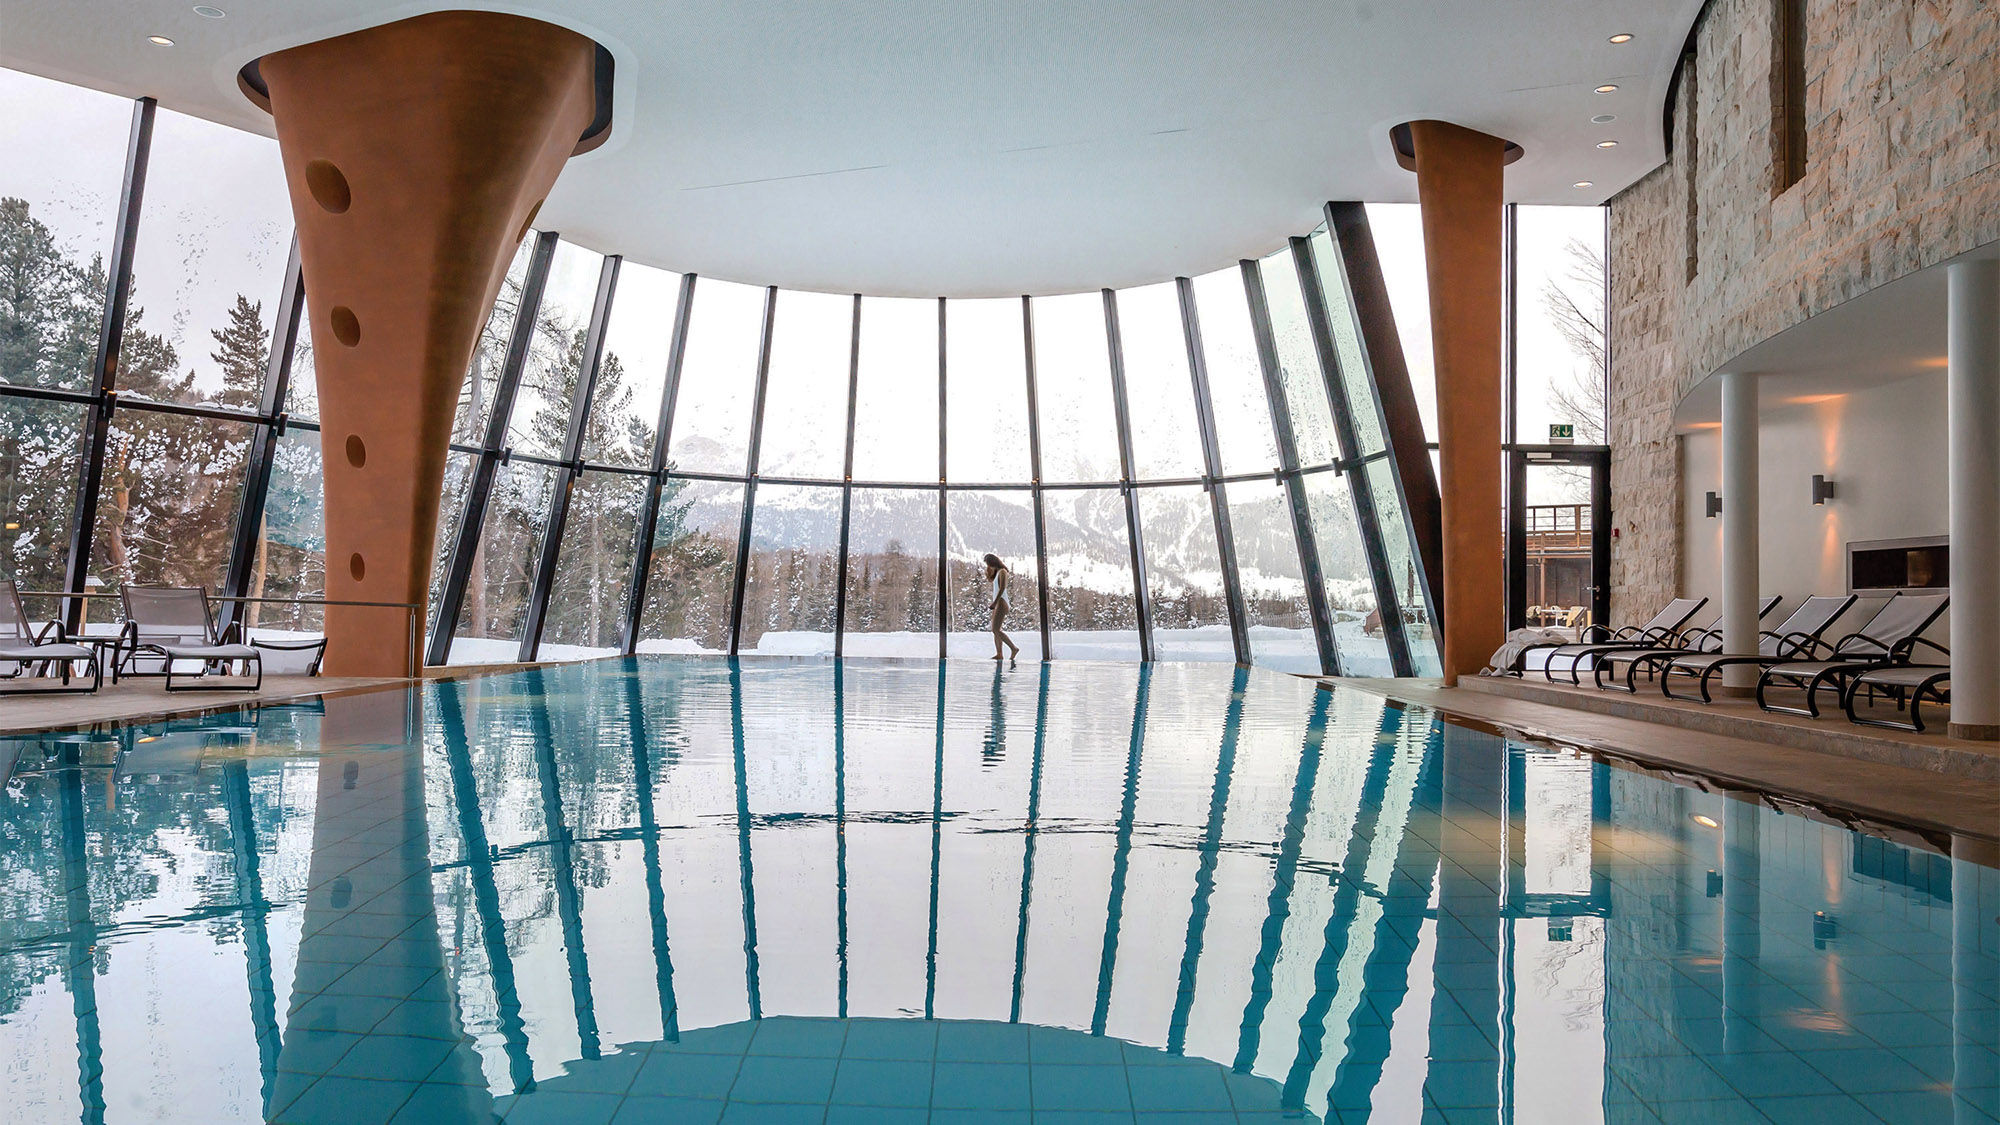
[1549,423,1575,444]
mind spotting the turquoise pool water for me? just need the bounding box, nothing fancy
[0,658,1992,1124]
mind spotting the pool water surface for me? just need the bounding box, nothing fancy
[0,657,1993,1124]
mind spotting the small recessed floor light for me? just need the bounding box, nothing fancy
[1597,140,1620,149]
[193,5,227,16]
[147,34,175,46]
[1593,114,1618,124]
[1572,181,1595,189]
[1691,813,1720,829]
[1595,84,1620,94]
[1608,33,1634,44]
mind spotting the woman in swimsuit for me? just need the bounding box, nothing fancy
[983,553,1021,662]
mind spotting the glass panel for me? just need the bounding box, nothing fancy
[541,471,646,657]
[504,241,604,459]
[842,488,939,654]
[1135,485,1232,662]
[448,460,558,663]
[1302,471,1387,675]
[1366,458,1441,675]
[943,489,1040,659]
[1306,228,1385,456]
[584,262,678,467]
[851,297,936,483]
[1190,267,1279,475]
[1041,488,1138,658]
[1031,293,1121,482]
[0,398,86,593]
[285,316,318,422]
[121,107,290,408]
[426,450,473,638]
[1116,282,1203,480]
[244,427,326,639]
[1515,206,1608,445]
[452,238,536,444]
[737,483,841,654]
[636,477,742,653]
[945,299,1031,483]
[1225,476,1314,673]
[665,277,765,475]
[1258,251,1340,467]
[1365,202,1438,445]
[756,289,850,479]
[86,409,252,623]
[0,71,132,391]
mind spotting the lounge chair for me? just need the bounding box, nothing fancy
[1755,593,1951,718]
[1639,595,1857,702]
[1529,596,1709,685]
[1590,596,1781,693]
[117,586,265,692]
[0,580,101,695]
[1842,662,1952,732]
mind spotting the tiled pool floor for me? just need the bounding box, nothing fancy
[0,657,1992,1123]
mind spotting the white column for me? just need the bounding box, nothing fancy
[1720,370,1760,692]
[1948,261,2000,740]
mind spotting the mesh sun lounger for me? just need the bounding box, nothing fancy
[1590,596,1781,693]
[0,580,101,695]
[1755,593,1950,718]
[1630,594,1856,702]
[1842,663,1952,733]
[1532,597,1708,685]
[118,586,264,692]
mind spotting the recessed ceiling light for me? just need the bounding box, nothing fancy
[1572,181,1594,189]
[1608,33,1634,44]
[1597,140,1620,149]
[1592,114,1618,124]
[193,5,227,17]
[147,34,175,46]
[1595,84,1619,94]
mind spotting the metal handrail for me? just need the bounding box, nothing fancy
[16,591,422,677]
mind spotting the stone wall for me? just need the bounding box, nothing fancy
[1605,0,2000,616]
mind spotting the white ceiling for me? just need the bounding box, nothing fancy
[1669,242,2000,429]
[2,0,1702,296]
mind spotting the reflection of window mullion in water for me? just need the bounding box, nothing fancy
[621,667,679,1040]
[1009,663,1050,1023]
[729,660,762,1018]
[1322,719,1444,1114]
[1284,700,1428,1113]
[59,760,106,1125]
[1167,664,1250,1055]
[436,685,535,1092]
[525,668,600,1057]
[1231,687,1332,1071]
[925,662,946,1019]
[221,759,280,1115]
[1092,664,1153,1036]
[834,661,849,1018]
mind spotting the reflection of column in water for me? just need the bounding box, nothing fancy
[58,761,106,1125]
[1168,665,1250,1056]
[1008,662,1051,1024]
[620,666,679,1040]
[220,760,280,1115]
[524,668,601,1059]
[1721,801,1761,1057]
[728,659,762,1019]
[833,661,849,1018]
[275,688,492,1120]
[1092,664,1152,1037]
[1420,721,1503,1125]
[1955,844,1998,1125]
[925,662,946,1019]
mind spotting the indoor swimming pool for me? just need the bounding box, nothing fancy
[0,658,1992,1124]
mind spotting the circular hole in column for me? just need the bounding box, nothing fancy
[329,306,360,347]
[345,434,366,467]
[349,552,366,581]
[304,159,351,214]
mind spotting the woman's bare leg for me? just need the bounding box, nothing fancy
[992,605,1019,659]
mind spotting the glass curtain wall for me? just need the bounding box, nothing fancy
[2,67,1468,676]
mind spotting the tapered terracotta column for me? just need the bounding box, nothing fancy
[241,12,607,675]
[1406,120,1509,684]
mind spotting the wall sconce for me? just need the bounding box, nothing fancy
[1704,492,1722,518]
[1811,474,1836,505]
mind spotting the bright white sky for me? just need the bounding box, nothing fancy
[3,66,1605,494]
